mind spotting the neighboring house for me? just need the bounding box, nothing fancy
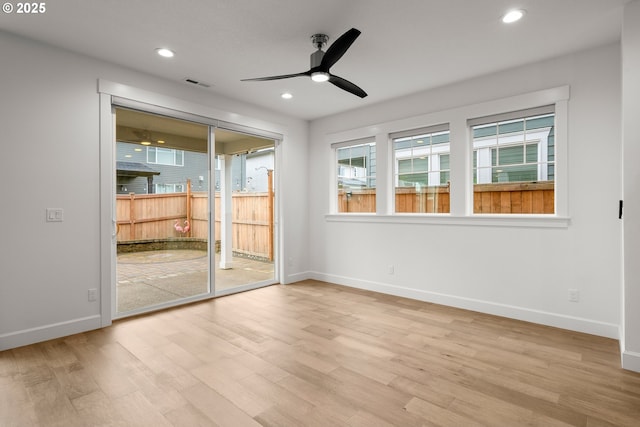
[115,161,161,194]
[116,141,208,194]
[117,141,274,194]
[238,149,275,193]
[211,148,275,193]
[336,142,376,190]
[342,113,555,192]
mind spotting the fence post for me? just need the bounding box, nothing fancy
[129,192,136,240]
[186,178,192,237]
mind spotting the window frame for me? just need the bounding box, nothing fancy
[326,86,569,228]
[470,106,556,215]
[147,146,185,166]
[391,124,451,214]
[154,183,185,194]
[471,107,554,183]
[331,138,377,214]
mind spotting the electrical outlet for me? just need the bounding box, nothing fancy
[568,289,580,302]
[88,288,98,302]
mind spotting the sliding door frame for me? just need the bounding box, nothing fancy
[99,80,282,323]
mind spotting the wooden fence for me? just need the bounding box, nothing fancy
[338,188,450,213]
[116,188,274,260]
[473,182,554,214]
[395,187,451,213]
[338,182,554,214]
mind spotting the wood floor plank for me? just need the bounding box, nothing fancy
[26,377,78,427]
[180,382,263,427]
[347,410,397,427]
[2,280,640,426]
[275,374,358,422]
[51,364,100,402]
[111,390,174,427]
[164,402,220,427]
[70,389,129,427]
[190,360,273,417]
[405,396,486,427]
[0,374,38,427]
[242,373,314,424]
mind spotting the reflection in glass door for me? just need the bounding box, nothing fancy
[114,108,211,315]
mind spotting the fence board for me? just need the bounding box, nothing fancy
[473,182,554,214]
[336,183,554,214]
[532,190,544,214]
[117,190,274,259]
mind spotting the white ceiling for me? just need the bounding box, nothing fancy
[0,0,630,120]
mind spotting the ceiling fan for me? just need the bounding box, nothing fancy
[241,28,367,98]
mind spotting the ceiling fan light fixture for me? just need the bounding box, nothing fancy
[311,71,330,82]
[502,9,525,23]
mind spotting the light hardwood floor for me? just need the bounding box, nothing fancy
[1,280,640,426]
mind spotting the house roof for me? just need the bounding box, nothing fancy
[116,161,160,177]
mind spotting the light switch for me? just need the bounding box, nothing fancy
[46,208,64,222]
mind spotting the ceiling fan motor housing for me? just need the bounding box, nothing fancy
[310,49,325,68]
[310,34,328,69]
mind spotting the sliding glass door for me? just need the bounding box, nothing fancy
[112,106,278,317]
[114,108,212,315]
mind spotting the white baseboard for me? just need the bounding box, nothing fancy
[0,315,103,351]
[308,271,620,340]
[1,275,623,353]
[622,350,640,373]
[282,271,311,285]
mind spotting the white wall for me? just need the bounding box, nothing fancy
[0,31,309,350]
[309,43,623,339]
[622,0,640,372]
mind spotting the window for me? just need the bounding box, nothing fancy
[392,125,450,213]
[334,140,376,213]
[154,183,185,193]
[471,106,555,214]
[147,147,184,166]
[327,86,568,224]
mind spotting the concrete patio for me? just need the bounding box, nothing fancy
[117,249,275,313]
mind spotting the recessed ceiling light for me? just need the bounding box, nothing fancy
[502,9,525,23]
[156,48,175,58]
[157,140,165,144]
[281,92,293,100]
[141,141,151,145]
[134,148,142,152]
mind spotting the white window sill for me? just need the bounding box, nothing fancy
[325,213,570,228]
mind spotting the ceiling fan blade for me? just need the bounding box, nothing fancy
[320,28,361,70]
[241,71,310,81]
[328,74,368,98]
